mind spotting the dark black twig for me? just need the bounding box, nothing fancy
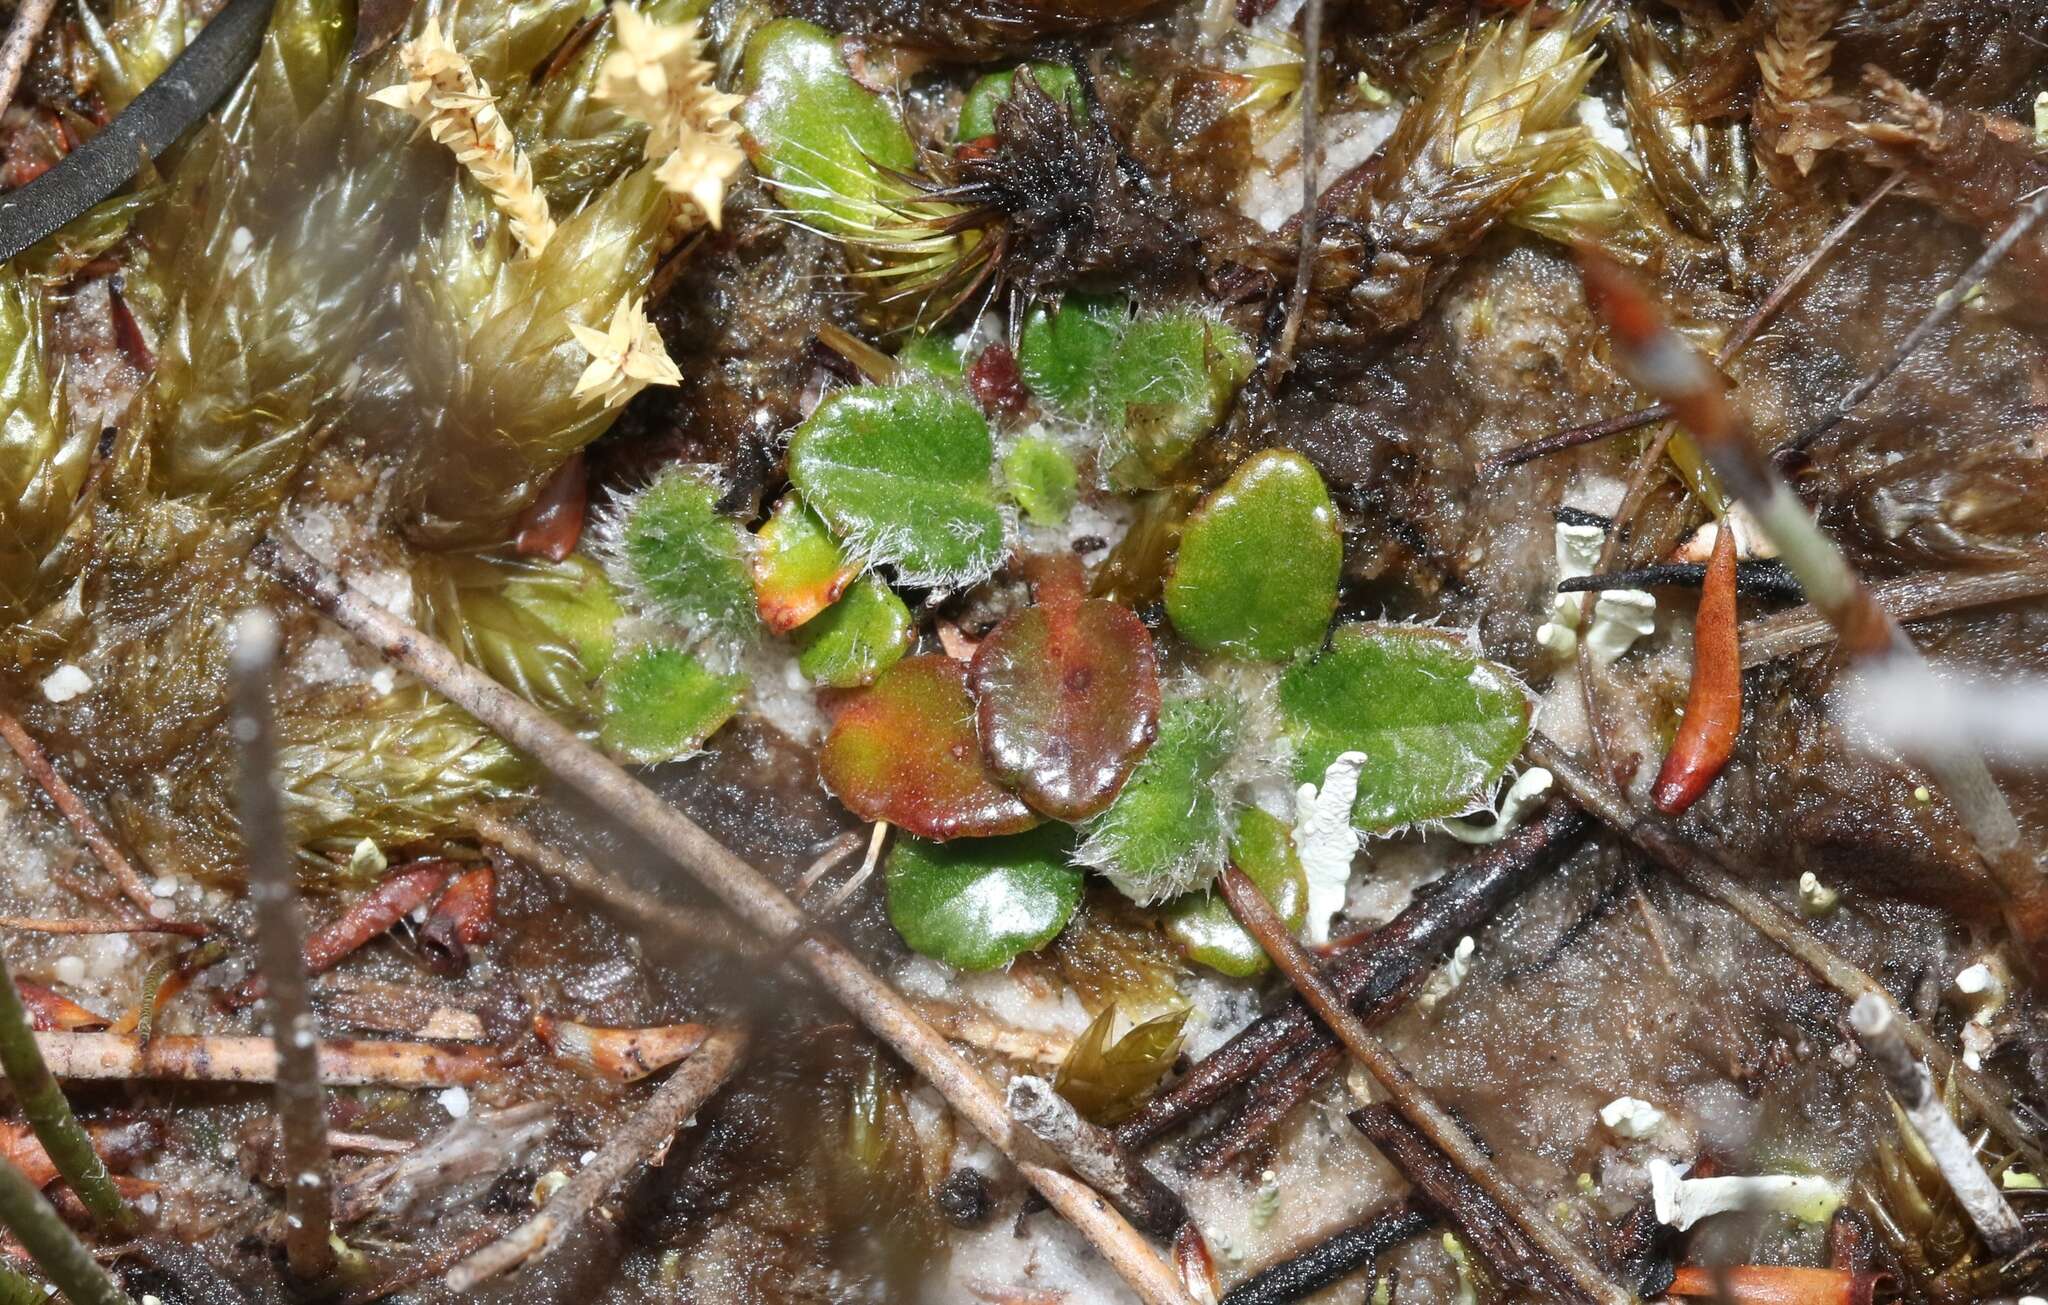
[1218,1204,1432,1305]
[1558,560,1803,602]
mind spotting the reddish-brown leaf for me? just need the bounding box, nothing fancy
[970,558,1159,820]
[820,655,1040,840]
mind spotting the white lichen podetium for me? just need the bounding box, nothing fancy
[1647,1157,1842,1231]
[372,20,557,258]
[1293,751,1366,946]
[571,297,682,411]
[597,2,746,231]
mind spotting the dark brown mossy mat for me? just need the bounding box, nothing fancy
[0,0,2045,1301]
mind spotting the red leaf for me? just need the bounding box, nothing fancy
[969,557,1160,820]
[820,655,1041,840]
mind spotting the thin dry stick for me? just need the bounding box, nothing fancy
[1482,171,1903,474]
[0,919,193,936]
[1006,1076,1185,1239]
[1525,731,2044,1170]
[1216,866,1629,1305]
[31,1030,499,1086]
[1847,994,2023,1255]
[448,1028,748,1288]
[0,712,175,922]
[0,954,130,1234]
[228,611,332,1280]
[1783,183,2048,458]
[1741,558,2048,668]
[254,535,1195,1305]
[1265,0,1325,383]
[0,1156,127,1305]
[1579,251,2048,958]
[0,0,59,124]
[1574,422,1675,789]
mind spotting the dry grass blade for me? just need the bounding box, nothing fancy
[229,612,332,1279]
[447,1028,748,1288]
[253,533,1196,1305]
[1217,865,1629,1305]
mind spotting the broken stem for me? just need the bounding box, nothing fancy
[1740,558,2048,668]
[30,1030,498,1086]
[0,0,58,122]
[229,611,333,1280]
[1847,994,2023,1256]
[0,712,175,921]
[1217,1203,1431,1305]
[0,952,131,1234]
[447,1028,748,1289]
[0,1156,127,1305]
[254,534,1195,1305]
[1265,0,1324,383]
[1217,865,1627,1305]
[1005,1076,1187,1239]
[1526,731,2045,1170]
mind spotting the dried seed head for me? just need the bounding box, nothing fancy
[570,296,681,410]
[371,20,556,257]
[597,3,745,230]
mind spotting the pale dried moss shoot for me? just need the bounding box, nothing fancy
[571,295,682,410]
[597,2,745,230]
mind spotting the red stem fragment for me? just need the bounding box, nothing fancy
[1667,1265,1886,1305]
[512,453,588,562]
[227,862,452,1007]
[1652,525,1741,814]
[12,984,106,1033]
[419,865,494,975]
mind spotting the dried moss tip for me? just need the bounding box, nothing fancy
[372,19,557,257]
[598,3,745,230]
[571,296,681,410]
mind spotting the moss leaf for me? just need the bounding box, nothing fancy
[820,654,1039,840]
[1160,808,1307,977]
[599,644,746,765]
[787,383,1007,587]
[1278,623,1532,833]
[1053,1004,1188,1125]
[1075,691,1240,903]
[969,562,1159,821]
[793,574,914,688]
[885,826,1082,970]
[1165,450,1341,661]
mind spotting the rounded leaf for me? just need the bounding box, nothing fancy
[969,588,1159,821]
[885,826,1082,970]
[740,19,918,235]
[1074,692,1240,903]
[599,644,747,765]
[820,654,1039,840]
[793,574,914,688]
[752,493,856,633]
[1165,450,1341,661]
[601,467,756,652]
[787,384,1007,587]
[1161,808,1308,977]
[1278,623,1532,833]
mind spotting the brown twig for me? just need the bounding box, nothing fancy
[0,711,182,923]
[1741,558,2048,668]
[31,1030,500,1086]
[1217,865,1628,1305]
[1264,0,1324,384]
[1781,181,2048,459]
[914,1000,1073,1070]
[228,611,331,1280]
[254,534,1196,1305]
[446,1028,748,1289]
[1217,1203,1432,1305]
[1482,172,1903,474]
[1005,1076,1186,1239]
[1575,422,1674,789]
[1115,803,1591,1157]
[0,919,193,936]
[0,0,59,125]
[1847,993,2023,1255]
[1525,731,2045,1170]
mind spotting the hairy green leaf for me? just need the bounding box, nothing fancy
[1001,437,1079,527]
[787,383,1007,587]
[740,19,917,236]
[1075,691,1240,903]
[599,466,758,658]
[1279,623,1532,832]
[599,644,747,765]
[753,494,857,633]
